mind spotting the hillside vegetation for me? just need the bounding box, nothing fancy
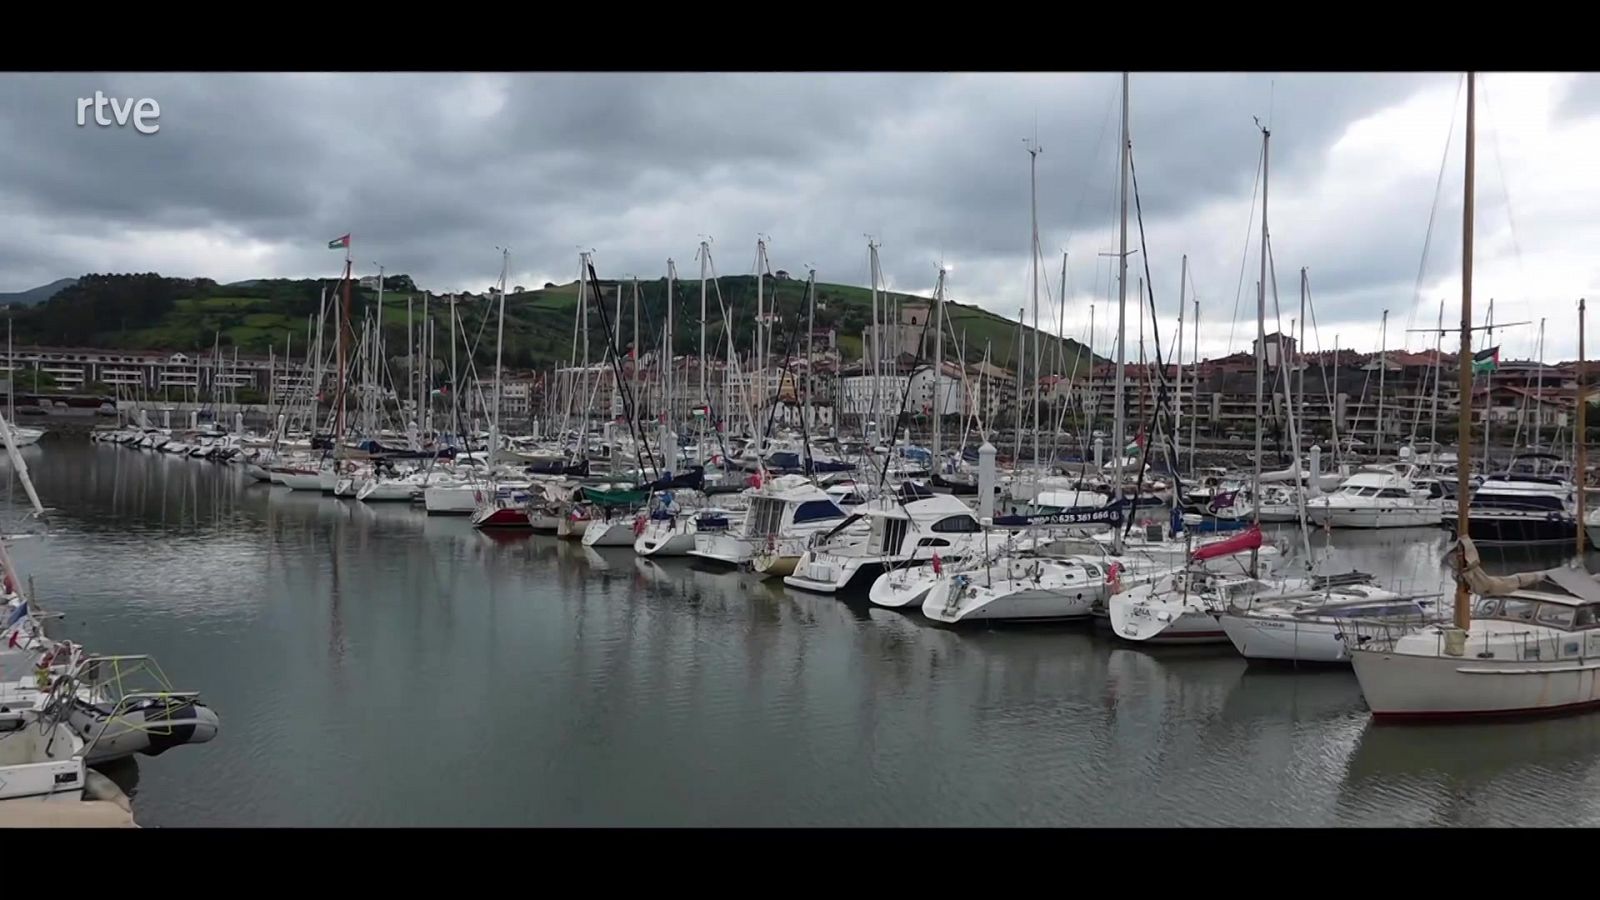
[7,272,1104,377]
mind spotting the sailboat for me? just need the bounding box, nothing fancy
[1348,73,1600,719]
[4,319,43,448]
[1110,107,1361,645]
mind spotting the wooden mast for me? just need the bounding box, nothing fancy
[1454,72,1476,633]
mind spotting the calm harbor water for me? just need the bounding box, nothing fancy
[5,438,1600,826]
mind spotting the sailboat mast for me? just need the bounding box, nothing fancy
[491,249,507,466]
[337,253,352,446]
[1377,309,1388,456]
[1254,123,1270,543]
[1190,296,1200,475]
[869,239,882,444]
[632,278,641,463]
[1028,139,1043,470]
[1534,318,1546,453]
[756,238,766,419]
[1175,255,1186,482]
[450,293,459,439]
[1482,297,1495,473]
[1112,71,1130,540]
[1087,304,1095,449]
[806,267,817,435]
[933,266,945,464]
[1577,298,1587,561]
[1454,71,1476,633]
[1298,269,1308,448]
[666,259,677,460]
[699,242,709,462]
[1429,300,1443,451]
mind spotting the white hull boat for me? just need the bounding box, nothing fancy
[1308,505,1442,529]
[922,556,1130,624]
[278,469,324,491]
[424,484,480,515]
[1348,542,1600,720]
[357,478,422,502]
[634,517,697,557]
[784,493,982,594]
[867,566,942,609]
[1218,587,1435,664]
[582,517,641,547]
[0,710,84,805]
[7,427,44,447]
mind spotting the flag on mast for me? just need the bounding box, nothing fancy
[328,234,351,250]
[1472,346,1500,375]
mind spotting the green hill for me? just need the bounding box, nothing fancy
[6,272,1104,378]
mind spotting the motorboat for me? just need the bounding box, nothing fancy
[784,492,982,594]
[1305,464,1443,529]
[690,475,848,568]
[1446,453,1579,546]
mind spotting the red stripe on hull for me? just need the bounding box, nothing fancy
[1373,695,1600,724]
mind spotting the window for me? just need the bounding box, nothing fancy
[792,500,843,524]
[930,515,980,533]
[1536,604,1577,629]
[1576,605,1598,629]
[1500,599,1537,622]
[917,537,951,548]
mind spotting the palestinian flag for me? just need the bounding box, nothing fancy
[1125,428,1145,456]
[690,405,708,419]
[328,234,351,250]
[1472,346,1500,375]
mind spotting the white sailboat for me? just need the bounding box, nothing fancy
[1348,75,1600,719]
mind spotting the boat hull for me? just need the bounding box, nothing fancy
[635,523,696,556]
[752,552,804,578]
[424,486,479,515]
[1219,613,1353,663]
[1307,503,1442,529]
[471,506,531,529]
[783,557,886,594]
[689,532,753,567]
[867,569,941,608]
[357,480,421,502]
[1350,647,1600,721]
[279,471,323,491]
[582,520,639,547]
[70,700,220,764]
[1447,511,1578,546]
[924,578,1099,624]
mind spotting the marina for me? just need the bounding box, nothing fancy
[4,437,1600,826]
[2,70,1598,828]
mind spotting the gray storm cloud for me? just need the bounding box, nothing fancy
[3,71,1591,359]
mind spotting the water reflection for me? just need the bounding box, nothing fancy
[2,441,1598,825]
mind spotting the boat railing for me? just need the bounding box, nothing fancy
[62,655,183,707]
[1335,617,1426,652]
[1339,619,1590,662]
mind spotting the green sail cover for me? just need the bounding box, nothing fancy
[583,487,648,508]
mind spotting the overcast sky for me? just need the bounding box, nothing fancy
[1,72,1595,362]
